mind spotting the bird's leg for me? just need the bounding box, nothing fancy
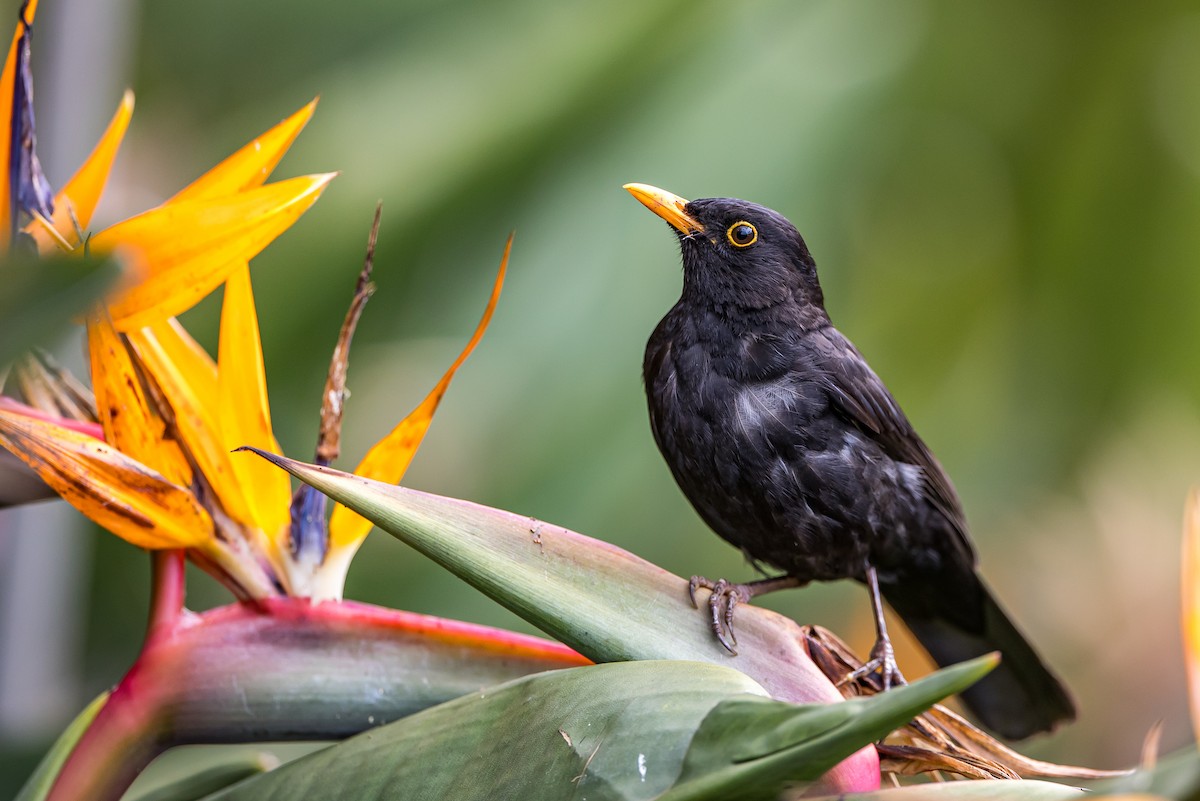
[688,574,804,655]
[840,565,908,690]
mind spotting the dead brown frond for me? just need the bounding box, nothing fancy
[802,625,1133,783]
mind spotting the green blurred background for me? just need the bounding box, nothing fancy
[3,0,1200,793]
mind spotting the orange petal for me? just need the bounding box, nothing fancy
[1184,489,1200,743]
[26,90,134,252]
[328,234,510,549]
[0,406,213,550]
[87,311,192,488]
[126,320,256,531]
[0,0,38,246]
[91,173,336,331]
[217,264,291,544]
[169,99,318,204]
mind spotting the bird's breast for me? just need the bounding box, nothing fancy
[643,312,931,580]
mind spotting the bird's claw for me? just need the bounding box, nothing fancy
[837,635,908,691]
[688,575,750,656]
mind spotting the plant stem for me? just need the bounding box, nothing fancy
[147,550,186,633]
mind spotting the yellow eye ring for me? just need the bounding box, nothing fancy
[726,221,757,248]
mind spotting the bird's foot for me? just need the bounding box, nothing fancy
[688,576,750,655]
[688,574,804,656]
[838,634,908,691]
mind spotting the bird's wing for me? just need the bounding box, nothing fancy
[809,327,975,566]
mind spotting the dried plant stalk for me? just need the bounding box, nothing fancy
[802,625,1131,782]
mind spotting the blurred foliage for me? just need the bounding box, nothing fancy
[0,252,121,366]
[3,0,1200,794]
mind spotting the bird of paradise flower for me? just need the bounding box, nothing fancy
[0,6,583,799]
[0,2,508,604]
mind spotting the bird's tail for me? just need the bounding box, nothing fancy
[880,572,1075,740]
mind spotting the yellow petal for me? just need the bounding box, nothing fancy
[169,99,318,204]
[0,0,38,246]
[87,311,192,488]
[0,406,212,549]
[1184,489,1200,744]
[91,173,336,331]
[137,317,218,412]
[328,234,510,549]
[126,321,256,531]
[90,319,283,595]
[26,90,134,252]
[217,264,291,544]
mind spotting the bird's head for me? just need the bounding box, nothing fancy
[624,183,825,318]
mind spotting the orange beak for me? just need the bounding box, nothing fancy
[623,183,703,236]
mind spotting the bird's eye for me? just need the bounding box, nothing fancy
[726,221,757,248]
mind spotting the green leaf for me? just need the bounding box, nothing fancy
[239,452,881,790]
[200,658,994,801]
[201,661,768,801]
[0,251,123,366]
[130,756,276,801]
[661,656,999,801]
[14,691,109,801]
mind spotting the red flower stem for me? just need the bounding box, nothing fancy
[147,550,186,634]
[45,599,588,801]
[44,654,169,801]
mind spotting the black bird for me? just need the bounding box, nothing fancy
[625,182,1074,739]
